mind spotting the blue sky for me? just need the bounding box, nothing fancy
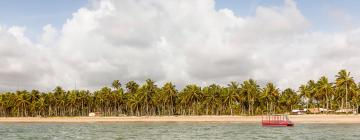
[0,0,88,38]
[216,0,360,32]
[0,0,359,38]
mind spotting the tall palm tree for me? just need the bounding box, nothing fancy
[316,76,333,111]
[46,92,56,116]
[3,69,360,117]
[29,90,40,116]
[299,84,309,108]
[110,80,124,115]
[125,81,139,115]
[160,82,177,115]
[128,93,142,116]
[112,80,121,91]
[336,69,355,109]
[306,80,317,108]
[280,88,299,112]
[261,83,280,114]
[241,79,260,115]
[67,90,78,116]
[36,95,47,116]
[224,82,240,115]
[179,84,202,115]
[15,91,30,117]
[0,94,4,116]
[53,86,66,116]
[125,81,139,94]
[203,84,222,115]
[139,79,158,115]
[354,83,360,113]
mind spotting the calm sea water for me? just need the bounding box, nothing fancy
[0,122,360,140]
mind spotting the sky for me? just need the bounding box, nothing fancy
[0,0,360,91]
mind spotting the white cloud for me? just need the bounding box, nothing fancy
[329,8,355,31]
[0,26,54,91]
[1,0,360,91]
[7,26,33,46]
[39,24,58,47]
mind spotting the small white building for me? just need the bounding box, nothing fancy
[88,112,96,117]
[88,112,102,117]
[291,109,305,115]
[335,109,355,113]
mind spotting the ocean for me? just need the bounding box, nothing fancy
[0,122,359,140]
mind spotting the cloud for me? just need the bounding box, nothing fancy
[0,26,54,91]
[1,0,360,91]
[328,8,355,31]
[39,24,58,47]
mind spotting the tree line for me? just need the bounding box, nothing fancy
[0,69,359,117]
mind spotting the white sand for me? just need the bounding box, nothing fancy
[0,115,359,123]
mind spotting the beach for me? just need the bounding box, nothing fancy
[1,115,360,123]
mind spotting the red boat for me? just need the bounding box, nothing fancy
[261,114,294,127]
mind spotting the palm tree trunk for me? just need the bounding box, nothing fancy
[230,101,233,115]
[206,105,209,115]
[345,83,348,110]
[248,98,251,115]
[266,101,269,114]
[325,91,329,114]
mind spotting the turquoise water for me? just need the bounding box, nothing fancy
[0,122,359,140]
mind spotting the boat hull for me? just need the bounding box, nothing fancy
[262,121,294,127]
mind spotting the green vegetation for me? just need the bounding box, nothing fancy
[0,69,359,117]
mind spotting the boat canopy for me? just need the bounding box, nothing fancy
[261,114,294,127]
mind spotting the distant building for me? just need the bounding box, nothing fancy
[305,108,333,114]
[88,112,102,117]
[291,109,305,115]
[335,109,355,114]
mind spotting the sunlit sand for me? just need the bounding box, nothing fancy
[1,115,360,124]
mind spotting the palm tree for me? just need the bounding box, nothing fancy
[179,84,202,115]
[112,80,121,90]
[77,90,90,116]
[46,92,56,116]
[36,96,47,116]
[299,84,309,108]
[354,83,360,113]
[125,81,139,94]
[94,87,112,116]
[261,83,280,114]
[0,94,4,116]
[280,88,299,112]
[29,90,40,116]
[53,86,66,116]
[224,82,240,115]
[125,81,139,116]
[203,84,222,115]
[128,93,142,116]
[160,82,177,115]
[336,69,355,109]
[15,91,30,117]
[306,80,317,108]
[241,79,260,115]
[3,69,360,117]
[109,80,124,115]
[138,79,158,115]
[67,90,78,116]
[316,76,333,111]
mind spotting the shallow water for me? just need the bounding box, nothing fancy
[0,122,359,140]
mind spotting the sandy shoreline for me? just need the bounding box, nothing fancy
[1,115,360,124]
